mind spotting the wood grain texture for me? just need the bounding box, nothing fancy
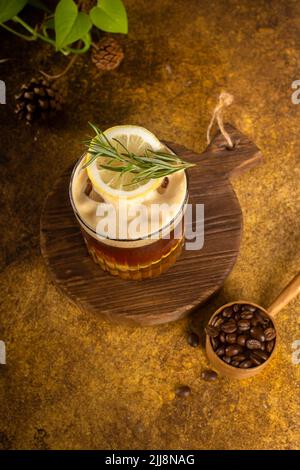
[40,124,262,326]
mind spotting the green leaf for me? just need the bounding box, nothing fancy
[28,0,50,12]
[54,0,78,50]
[0,0,27,24]
[90,0,128,34]
[62,12,92,47]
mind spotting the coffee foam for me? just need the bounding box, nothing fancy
[70,154,187,247]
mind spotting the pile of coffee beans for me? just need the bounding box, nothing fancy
[205,303,276,369]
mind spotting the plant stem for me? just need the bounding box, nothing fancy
[2,16,91,57]
[40,54,78,80]
[64,42,90,54]
[13,16,55,46]
[0,23,36,41]
[39,39,84,80]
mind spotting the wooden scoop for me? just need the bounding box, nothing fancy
[206,272,300,379]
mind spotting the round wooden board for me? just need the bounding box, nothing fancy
[40,125,262,326]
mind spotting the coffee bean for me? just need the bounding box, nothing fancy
[225,344,243,357]
[219,332,226,343]
[211,314,224,326]
[161,176,169,188]
[205,325,219,338]
[222,307,233,318]
[233,304,240,313]
[251,316,260,327]
[188,332,200,347]
[256,311,269,327]
[238,319,251,331]
[237,335,247,347]
[231,360,240,367]
[211,337,219,350]
[252,350,269,361]
[223,356,232,364]
[175,385,191,398]
[246,339,262,350]
[202,369,218,382]
[242,304,256,312]
[234,312,241,321]
[214,317,225,328]
[264,327,276,341]
[221,320,237,333]
[215,346,225,357]
[250,353,263,366]
[234,354,247,362]
[240,311,254,320]
[250,327,265,342]
[239,359,253,369]
[226,333,237,344]
[266,339,275,353]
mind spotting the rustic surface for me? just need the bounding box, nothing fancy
[0,0,300,450]
[40,126,262,326]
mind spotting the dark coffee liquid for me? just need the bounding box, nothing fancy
[82,220,184,279]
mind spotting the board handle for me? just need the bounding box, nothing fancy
[268,273,300,317]
[164,123,263,179]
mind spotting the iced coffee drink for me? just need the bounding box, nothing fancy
[69,125,192,280]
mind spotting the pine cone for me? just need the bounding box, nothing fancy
[92,37,124,71]
[15,77,62,124]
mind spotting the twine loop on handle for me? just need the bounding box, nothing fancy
[207,92,234,148]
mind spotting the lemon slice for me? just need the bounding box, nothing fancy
[86,125,164,201]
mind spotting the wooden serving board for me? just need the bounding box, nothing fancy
[40,124,262,326]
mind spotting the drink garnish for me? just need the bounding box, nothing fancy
[82,123,194,201]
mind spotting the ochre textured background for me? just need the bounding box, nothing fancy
[0,0,300,449]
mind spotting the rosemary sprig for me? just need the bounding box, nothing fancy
[82,123,195,184]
